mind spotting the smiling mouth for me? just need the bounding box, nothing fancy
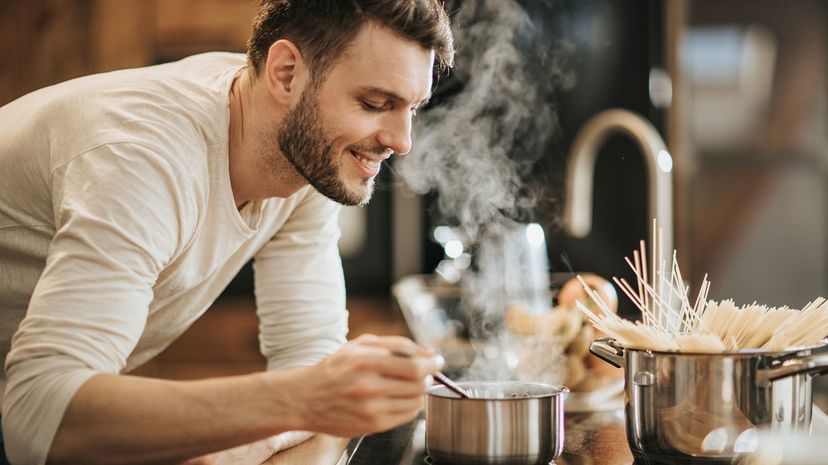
[350,149,383,176]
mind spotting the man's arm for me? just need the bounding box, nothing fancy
[253,188,348,371]
[49,335,439,465]
[3,143,192,465]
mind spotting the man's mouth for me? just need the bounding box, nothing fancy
[349,149,383,177]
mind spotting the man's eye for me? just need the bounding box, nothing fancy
[361,100,383,112]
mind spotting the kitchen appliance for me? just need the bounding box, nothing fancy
[425,381,568,465]
[589,337,828,461]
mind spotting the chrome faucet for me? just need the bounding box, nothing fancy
[563,109,673,257]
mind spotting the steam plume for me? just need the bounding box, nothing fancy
[398,0,574,242]
[396,0,577,380]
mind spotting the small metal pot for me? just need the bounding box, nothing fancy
[425,381,568,465]
[590,337,828,461]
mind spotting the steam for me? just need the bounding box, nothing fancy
[396,0,576,381]
[399,0,573,239]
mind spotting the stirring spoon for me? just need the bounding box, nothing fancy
[392,350,472,398]
[432,372,471,399]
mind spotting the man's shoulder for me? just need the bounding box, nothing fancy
[7,52,244,141]
[80,53,243,145]
[169,52,247,76]
[3,53,244,178]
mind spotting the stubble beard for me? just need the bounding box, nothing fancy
[272,87,375,207]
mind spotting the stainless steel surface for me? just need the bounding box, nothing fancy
[589,337,828,461]
[589,337,626,368]
[754,352,828,385]
[425,381,568,465]
[563,108,674,255]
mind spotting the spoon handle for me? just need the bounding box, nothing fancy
[433,372,471,398]
[390,350,472,398]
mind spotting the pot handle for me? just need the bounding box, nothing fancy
[589,337,626,368]
[755,353,828,386]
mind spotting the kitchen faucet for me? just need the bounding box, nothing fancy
[563,108,673,259]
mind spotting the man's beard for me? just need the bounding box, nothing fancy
[273,88,375,207]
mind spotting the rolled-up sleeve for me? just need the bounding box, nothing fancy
[254,189,348,371]
[2,143,190,465]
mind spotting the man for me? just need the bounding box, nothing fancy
[0,1,454,463]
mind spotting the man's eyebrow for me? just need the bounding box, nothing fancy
[359,86,431,109]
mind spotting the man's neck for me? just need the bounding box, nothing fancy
[228,68,308,209]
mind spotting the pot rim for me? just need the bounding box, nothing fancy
[427,381,569,400]
[609,337,828,357]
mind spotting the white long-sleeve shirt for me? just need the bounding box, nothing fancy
[0,52,348,465]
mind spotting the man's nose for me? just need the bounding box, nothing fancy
[377,111,413,156]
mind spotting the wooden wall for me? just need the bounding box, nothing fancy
[0,0,258,106]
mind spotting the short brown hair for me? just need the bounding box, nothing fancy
[247,0,454,83]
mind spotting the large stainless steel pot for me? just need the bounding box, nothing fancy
[425,381,568,465]
[590,337,828,461]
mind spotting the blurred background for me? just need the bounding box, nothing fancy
[1,0,826,401]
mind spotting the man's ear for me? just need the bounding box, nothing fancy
[264,39,308,105]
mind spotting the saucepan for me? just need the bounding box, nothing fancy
[425,381,568,465]
[589,337,828,461]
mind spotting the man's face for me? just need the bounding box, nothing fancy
[274,23,434,206]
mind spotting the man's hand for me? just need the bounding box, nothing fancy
[283,335,443,437]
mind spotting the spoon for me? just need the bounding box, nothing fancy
[392,350,472,398]
[432,371,471,399]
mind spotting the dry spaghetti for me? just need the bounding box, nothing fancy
[576,224,828,353]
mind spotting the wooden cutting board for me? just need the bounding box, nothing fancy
[262,434,350,465]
